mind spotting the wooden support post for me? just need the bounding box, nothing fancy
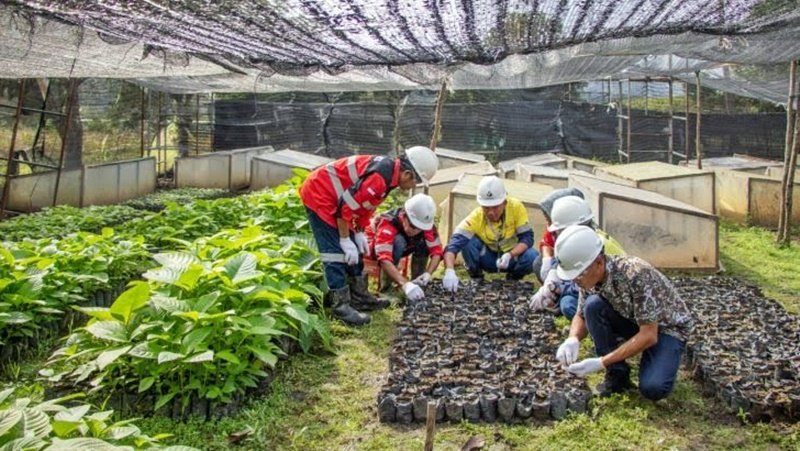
[668,78,674,164]
[427,78,448,195]
[626,79,632,163]
[684,81,690,165]
[424,401,436,451]
[195,94,200,155]
[778,60,798,244]
[429,78,448,152]
[695,71,703,170]
[617,80,624,162]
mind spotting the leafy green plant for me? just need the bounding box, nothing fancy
[48,225,329,415]
[123,188,232,212]
[1,230,150,359]
[0,205,146,242]
[0,387,196,450]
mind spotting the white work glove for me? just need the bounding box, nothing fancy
[353,232,369,255]
[540,256,555,281]
[568,357,605,377]
[339,238,359,266]
[529,269,561,311]
[402,282,425,302]
[411,272,432,287]
[528,285,557,311]
[556,336,580,366]
[496,252,513,271]
[442,268,459,293]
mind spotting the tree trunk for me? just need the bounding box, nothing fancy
[46,79,85,170]
[174,94,192,158]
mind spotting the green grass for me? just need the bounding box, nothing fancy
[5,221,800,450]
[137,288,800,450]
[719,219,800,313]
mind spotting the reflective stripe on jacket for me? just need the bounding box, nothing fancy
[365,208,443,262]
[445,197,533,254]
[299,155,400,230]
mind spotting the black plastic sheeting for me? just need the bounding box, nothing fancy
[7,1,798,73]
[214,99,785,162]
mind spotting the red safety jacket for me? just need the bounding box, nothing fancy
[366,208,443,263]
[299,155,400,230]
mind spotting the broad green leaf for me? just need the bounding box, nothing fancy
[193,292,220,313]
[143,267,184,285]
[247,346,278,368]
[181,327,213,353]
[0,247,13,265]
[105,425,139,440]
[85,411,114,422]
[22,407,51,439]
[84,321,127,343]
[74,307,113,321]
[0,436,46,451]
[157,351,184,364]
[0,409,23,436]
[128,342,157,360]
[283,288,309,302]
[154,392,177,411]
[176,265,204,292]
[223,252,260,285]
[46,437,120,450]
[284,305,311,325]
[172,311,199,322]
[138,377,155,393]
[109,282,150,325]
[53,404,91,423]
[153,252,199,269]
[184,350,214,363]
[149,295,189,313]
[51,420,81,437]
[162,446,202,451]
[248,290,283,303]
[0,388,14,404]
[130,322,161,340]
[215,350,239,364]
[1,311,32,324]
[95,346,131,370]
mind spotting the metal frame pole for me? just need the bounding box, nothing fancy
[0,79,26,218]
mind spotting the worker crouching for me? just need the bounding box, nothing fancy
[366,194,443,305]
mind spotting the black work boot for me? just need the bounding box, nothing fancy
[467,268,484,280]
[349,274,389,311]
[330,286,370,326]
[597,366,634,397]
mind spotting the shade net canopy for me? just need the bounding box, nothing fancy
[1,1,799,102]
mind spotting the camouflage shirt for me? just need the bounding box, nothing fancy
[577,255,693,341]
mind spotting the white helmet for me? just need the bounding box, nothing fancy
[555,225,604,280]
[548,196,593,232]
[476,176,507,207]
[404,194,436,231]
[405,146,438,184]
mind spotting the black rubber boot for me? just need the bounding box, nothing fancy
[597,366,634,397]
[349,274,390,311]
[330,286,370,326]
[467,268,484,280]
